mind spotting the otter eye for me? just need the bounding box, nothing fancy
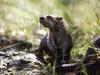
[47,16,53,20]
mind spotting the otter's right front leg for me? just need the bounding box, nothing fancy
[35,34,48,64]
[36,48,47,64]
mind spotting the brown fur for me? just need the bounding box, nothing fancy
[36,16,73,66]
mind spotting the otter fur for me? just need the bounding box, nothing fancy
[36,16,73,66]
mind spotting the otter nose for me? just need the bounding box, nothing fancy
[40,17,45,21]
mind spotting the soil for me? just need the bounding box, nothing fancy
[0,36,44,75]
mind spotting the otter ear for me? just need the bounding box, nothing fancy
[56,17,62,21]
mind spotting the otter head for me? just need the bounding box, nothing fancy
[39,16,64,31]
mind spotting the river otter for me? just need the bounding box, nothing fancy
[36,16,73,66]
